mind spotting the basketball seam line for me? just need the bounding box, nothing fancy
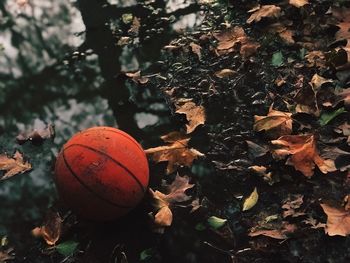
[61,151,133,209]
[65,143,146,193]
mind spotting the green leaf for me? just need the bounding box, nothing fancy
[56,240,79,257]
[195,222,206,231]
[272,51,284,67]
[207,216,227,229]
[140,248,154,261]
[319,108,346,126]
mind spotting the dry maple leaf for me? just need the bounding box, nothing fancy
[254,108,292,138]
[320,203,350,236]
[150,175,194,230]
[332,7,350,41]
[304,51,326,68]
[271,135,336,177]
[175,100,206,134]
[213,26,260,58]
[267,23,294,45]
[145,131,204,174]
[0,151,32,180]
[31,210,63,245]
[247,5,281,24]
[289,0,309,8]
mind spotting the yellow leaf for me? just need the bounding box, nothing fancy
[242,187,258,211]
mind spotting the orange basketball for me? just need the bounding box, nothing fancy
[54,126,149,221]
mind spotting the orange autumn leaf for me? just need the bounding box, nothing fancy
[175,99,206,133]
[271,135,336,177]
[254,108,292,138]
[0,151,32,180]
[247,5,281,24]
[320,203,350,236]
[289,0,309,8]
[31,211,63,246]
[145,132,204,174]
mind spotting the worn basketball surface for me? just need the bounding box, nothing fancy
[54,126,149,221]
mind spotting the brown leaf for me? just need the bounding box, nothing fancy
[31,211,63,245]
[175,100,206,133]
[309,74,332,91]
[189,42,202,60]
[289,0,309,8]
[254,107,292,138]
[0,248,15,262]
[150,175,194,229]
[282,194,305,218]
[16,124,55,145]
[213,26,260,58]
[338,88,350,105]
[125,71,149,84]
[128,17,140,35]
[249,222,297,239]
[214,69,237,78]
[0,151,32,180]
[213,26,246,51]
[320,203,350,236]
[304,51,326,68]
[145,132,204,174]
[247,5,281,24]
[271,135,336,177]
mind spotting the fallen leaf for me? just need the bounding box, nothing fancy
[175,100,206,133]
[289,0,309,8]
[189,42,202,60]
[254,107,292,138]
[282,194,305,218]
[0,151,32,180]
[213,26,260,58]
[125,71,149,84]
[214,69,237,78]
[56,240,79,257]
[247,5,281,24]
[150,175,194,229]
[304,51,326,68]
[249,222,296,239]
[249,165,276,185]
[16,124,55,145]
[0,248,14,262]
[271,51,284,67]
[145,132,204,174]
[207,216,227,229]
[320,203,350,236]
[337,88,350,105]
[319,108,346,126]
[309,74,332,91]
[303,216,326,229]
[246,140,269,158]
[31,210,63,246]
[128,17,140,35]
[271,135,336,177]
[242,187,258,211]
